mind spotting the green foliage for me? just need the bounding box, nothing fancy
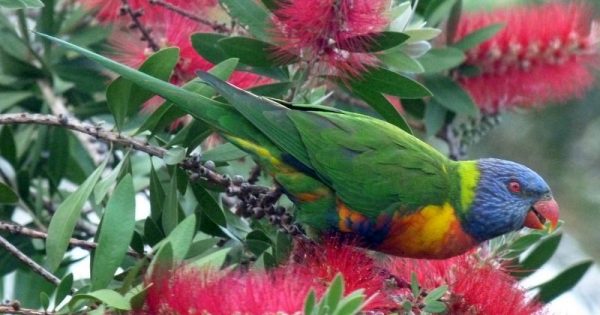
[0,1,594,313]
[303,274,368,315]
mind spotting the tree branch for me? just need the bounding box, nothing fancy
[0,234,61,286]
[0,303,51,315]
[0,220,143,259]
[120,0,160,51]
[148,0,231,33]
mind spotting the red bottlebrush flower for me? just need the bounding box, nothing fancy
[273,0,389,78]
[455,2,599,112]
[293,239,394,310]
[141,265,314,314]
[109,8,271,116]
[387,254,545,315]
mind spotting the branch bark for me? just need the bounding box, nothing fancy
[0,220,143,258]
[0,304,51,315]
[0,234,61,286]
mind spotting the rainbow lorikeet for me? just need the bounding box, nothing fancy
[195,71,559,259]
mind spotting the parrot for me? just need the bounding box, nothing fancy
[192,71,560,259]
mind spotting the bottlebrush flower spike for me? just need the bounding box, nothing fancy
[141,265,315,314]
[455,2,599,112]
[293,239,394,310]
[273,0,389,78]
[387,253,545,315]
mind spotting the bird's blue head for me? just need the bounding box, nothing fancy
[461,158,559,242]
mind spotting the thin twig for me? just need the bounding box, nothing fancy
[148,0,231,33]
[0,112,270,193]
[120,0,160,51]
[0,303,51,315]
[0,234,61,286]
[0,220,143,259]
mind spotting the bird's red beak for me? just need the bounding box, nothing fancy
[524,196,559,231]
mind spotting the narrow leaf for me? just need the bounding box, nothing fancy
[219,0,271,41]
[337,31,409,52]
[69,289,131,311]
[352,67,431,99]
[350,84,412,134]
[424,75,477,115]
[46,160,106,272]
[161,170,180,234]
[419,47,466,73]
[0,181,18,204]
[91,174,136,290]
[535,261,593,303]
[453,23,505,51]
[515,233,563,279]
[165,215,196,261]
[106,48,179,130]
[218,37,297,67]
[191,247,230,269]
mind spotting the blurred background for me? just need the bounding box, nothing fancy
[463,1,600,313]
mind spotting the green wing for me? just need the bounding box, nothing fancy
[198,71,452,218]
[288,110,452,218]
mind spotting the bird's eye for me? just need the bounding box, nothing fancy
[508,181,521,193]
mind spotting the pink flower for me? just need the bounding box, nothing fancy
[455,2,599,112]
[387,253,545,315]
[293,239,394,310]
[142,266,313,315]
[273,0,389,78]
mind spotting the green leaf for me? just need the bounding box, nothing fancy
[424,0,458,26]
[218,37,297,67]
[54,273,73,308]
[423,300,447,313]
[47,128,70,184]
[165,215,196,261]
[0,126,17,166]
[46,160,107,272]
[0,91,33,112]
[403,28,442,43]
[352,67,431,99]
[69,289,131,311]
[424,285,447,303]
[0,0,44,9]
[453,23,505,51]
[337,32,409,52]
[40,292,50,310]
[94,152,131,203]
[37,33,232,126]
[137,58,239,135]
[350,84,412,134]
[535,261,593,303]
[106,48,179,130]
[509,233,545,252]
[201,143,248,163]
[147,242,173,276]
[424,99,447,137]
[91,174,136,290]
[163,147,186,165]
[418,47,465,73]
[191,33,228,64]
[324,274,344,311]
[161,170,180,234]
[219,0,272,42]
[0,181,18,204]
[515,233,562,279]
[334,293,365,315]
[410,272,420,297]
[191,247,230,269]
[304,290,317,315]
[379,50,424,74]
[424,75,477,115]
